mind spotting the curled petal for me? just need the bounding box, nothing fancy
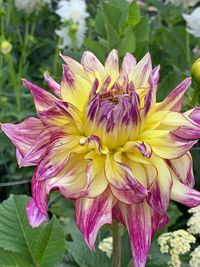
[35,132,86,181]
[167,152,194,187]
[22,79,58,112]
[185,107,200,124]
[148,154,172,213]
[75,189,114,250]
[171,180,200,207]
[26,198,48,228]
[84,154,108,198]
[44,72,60,97]
[105,153,148,198]
[156,78,191,112]
[1,117,49,167]
[123,141,152,159]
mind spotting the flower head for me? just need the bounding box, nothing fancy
[158,230,196,267]
[0,40,12,54]
[183,7,200,38]
[55,0,88,49]
[190,246,200,267]
[98,236,113,258]
[187,205,200,235]
[2,50,200,267]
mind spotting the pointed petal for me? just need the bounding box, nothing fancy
[167,152,195,187]
[22,79,58,112]
[121,52,136,75]
[129,53,152,89]
[171,180,200,207]
[185,107,200,124]
[1,117,49,167]
[81,51,106,81]
[60,65,91,111]
[105,49,119,84]
[156,78,191,112]
[75,189,114,250]
[44,72,60,97]
[26,198,48,228]
[119,202,152,267]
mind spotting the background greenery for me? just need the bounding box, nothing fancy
[0,0,200,266]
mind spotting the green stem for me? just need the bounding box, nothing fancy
[112,220,121,267]
[5,53,21,111]
[53,39,61,77]
[19,17,29,77]
[190,84,200,107]
[128,260,134,267]
[186,29,191,67]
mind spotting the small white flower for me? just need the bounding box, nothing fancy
[190,246,200,267]
[55,0,89,49]
[98,237,113,258]
[158,230,196,267]
[14,0,50,13]
[187,205,200,234]
[183,7,200,38]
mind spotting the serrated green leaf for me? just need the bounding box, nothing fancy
[95,12,107,38]
[0,248,31,267]
[134,17,150,43]
[102,3,123,32]
[105,19,121,50]
[127,1,141,26]
[119,29,136,57]
[0,195,65,267]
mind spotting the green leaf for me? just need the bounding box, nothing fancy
[65,219,111,267]
[84,39,107,62]
[102,3,123,32]
[0,195,65,267]
[127,1,141,26]
[119,28,136,57]
[134,17,150,43]
[0,248,31,267]
[105,19,121,50]
[95,12,107,38]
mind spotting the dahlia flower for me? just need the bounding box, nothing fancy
[2,50,200,267]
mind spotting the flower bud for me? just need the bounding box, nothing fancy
[191,58,200,84]
[70,23,78,33]
[0,40,12,55]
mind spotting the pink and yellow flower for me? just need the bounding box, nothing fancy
[2,50,200,267]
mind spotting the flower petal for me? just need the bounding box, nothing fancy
[121,52,136,75]
[75,189,114,250]
[167,152,195,187]
[105,49,119,84]
[60,65,91,111]
[26,198,48,228]
[171,180,200,207]
[105,153,148,198]
[156,78,191,112]
[44,72,60,97]
[1,117,49,167]
[22,79,58,112]
[129,52,152,89]
[35,131,86,181]
[119,202,152,267]
[148,154,172,213]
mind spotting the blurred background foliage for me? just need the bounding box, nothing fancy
[0,0,200,266]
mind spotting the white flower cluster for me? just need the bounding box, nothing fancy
[190,246,200,267]
[14,0,50,13]
[98,237,113,258]
[187,205,200,235]
[55,0,89,49]
[183,7,200,38]
[158,230,196,267]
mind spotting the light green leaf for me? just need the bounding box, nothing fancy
[134,17,150,43]
[127,1,141,26]
[0,195,65,267]
[119,28,136,57]
[0,248,31,267]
